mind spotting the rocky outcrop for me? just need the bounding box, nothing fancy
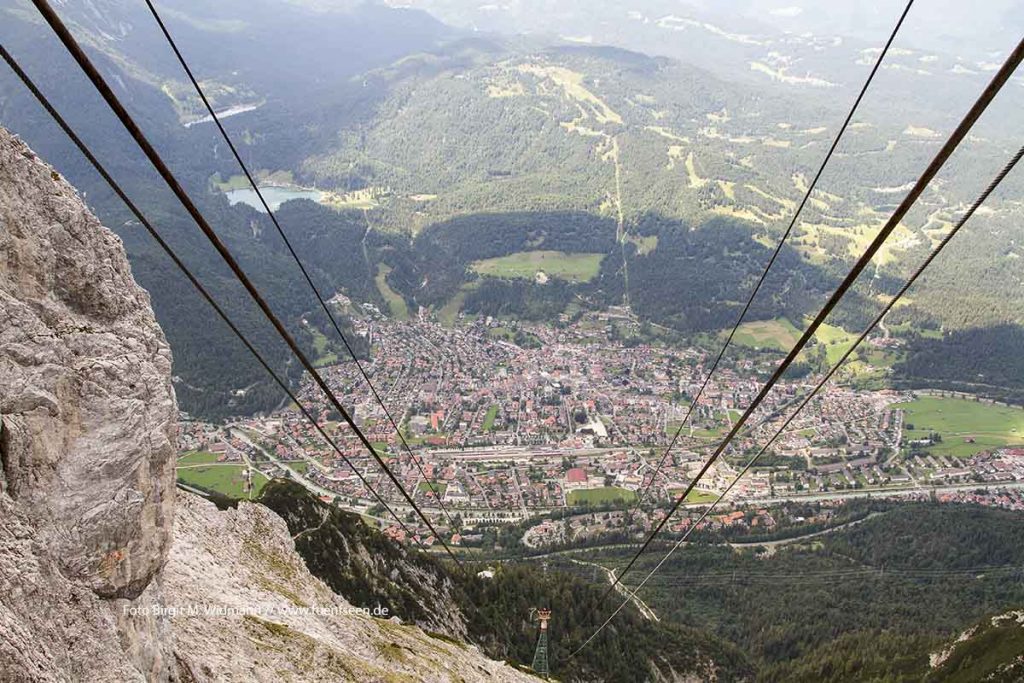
[166,493,539,682]
[0,128,178,679]
[926,609,1024,682]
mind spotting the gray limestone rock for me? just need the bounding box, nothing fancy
[165,492,540,682]
[0,127,177,680]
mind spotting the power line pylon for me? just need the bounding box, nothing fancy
[531,607,551,678]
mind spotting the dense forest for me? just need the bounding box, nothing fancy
[565,503,1024,682]
[625,214,836,331]
[893,324,1024,404]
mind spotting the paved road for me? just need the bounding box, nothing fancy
[521,510,894,560]
[231,428,371,512]
[742,479,1024,506]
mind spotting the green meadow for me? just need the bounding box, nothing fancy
[895,395,1024,458]
[177,463,269,498]
[471,250,604,283]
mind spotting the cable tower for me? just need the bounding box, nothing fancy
[531,608,552,679]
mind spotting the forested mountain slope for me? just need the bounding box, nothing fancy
[0,0,454,418]
[2,0,1021,418]
[924,608,1024,682]
[258,479,755,682]
[259,481,1024,682]
[562,502,1024,682]
[290,38,1023,330]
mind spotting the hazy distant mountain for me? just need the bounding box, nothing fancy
[394,0,1024,72]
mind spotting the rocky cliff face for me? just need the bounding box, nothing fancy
[0,127,178,680]
[926,609,1024,682]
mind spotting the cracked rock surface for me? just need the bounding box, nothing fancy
[0,127,177,681]
[167,493,539,682]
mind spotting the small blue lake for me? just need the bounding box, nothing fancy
[224,186,324,212]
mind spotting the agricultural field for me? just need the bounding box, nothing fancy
[176,463,269,498]
[470,250,604,283]
[729,317,801,351]
[895,395,1024,458]
[566,486,637,506]
[812,320,859,365]
[375,264,410,320]
[730,317,864,367]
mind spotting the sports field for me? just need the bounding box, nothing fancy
[566,486,637,506]
[675,490,718,504]
[176,463,270,498]
[895,395,1024,458]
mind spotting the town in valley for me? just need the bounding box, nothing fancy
[176,308,1024,549]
